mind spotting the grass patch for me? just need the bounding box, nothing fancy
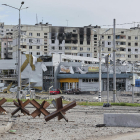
[77,102,140,107]
[0,98,70,104]
[1,98,140,107]
[111,102,140,107]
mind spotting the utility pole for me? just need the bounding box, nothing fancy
[98,37,102,102]
[92,28,110,102]
[107,55,109,103]
[103,54,111,107]
[132,63,135,103]
[113,19,116,102]
[17,9,21,99]
[2,2,28,99]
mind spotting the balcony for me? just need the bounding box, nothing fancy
[65,43,78,47]
[120,45,126,48]
[116,35,126,41]
[116,51,126,54]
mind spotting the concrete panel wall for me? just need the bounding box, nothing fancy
[104,113,140,127]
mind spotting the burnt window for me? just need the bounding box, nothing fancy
[65,40,71,43]
[59,40,62,44]
[87,41,90,45]
[72,34,77,37]
[52,40,55,43]
[72,40,77,44]
[80,41,83,44]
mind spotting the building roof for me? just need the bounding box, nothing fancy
[57,73,133,79]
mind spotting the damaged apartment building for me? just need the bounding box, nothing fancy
[1,21,140,63]
[1,22,140,93]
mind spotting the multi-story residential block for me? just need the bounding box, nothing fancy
[1,21,140,62]
[0,22,14,39]
[0,22,14,59]
[12,22,51,59]
[1,34,13,59]
[48,26,140,62]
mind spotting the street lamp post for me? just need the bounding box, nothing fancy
[92,28,110,102]
[2,2,28,99]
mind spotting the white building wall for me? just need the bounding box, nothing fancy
[79,79,99,91]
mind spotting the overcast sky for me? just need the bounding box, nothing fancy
[0,0,140,28]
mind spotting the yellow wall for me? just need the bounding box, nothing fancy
[60,78,79,83]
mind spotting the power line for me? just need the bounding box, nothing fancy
[100,21,140,27]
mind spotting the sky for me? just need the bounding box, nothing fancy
[0,0,140,28]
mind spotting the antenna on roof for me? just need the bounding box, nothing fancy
[36,14,38,24]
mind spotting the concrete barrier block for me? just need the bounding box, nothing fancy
[104,113,140,127]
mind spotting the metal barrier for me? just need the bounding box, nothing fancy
[0,97,76,122]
